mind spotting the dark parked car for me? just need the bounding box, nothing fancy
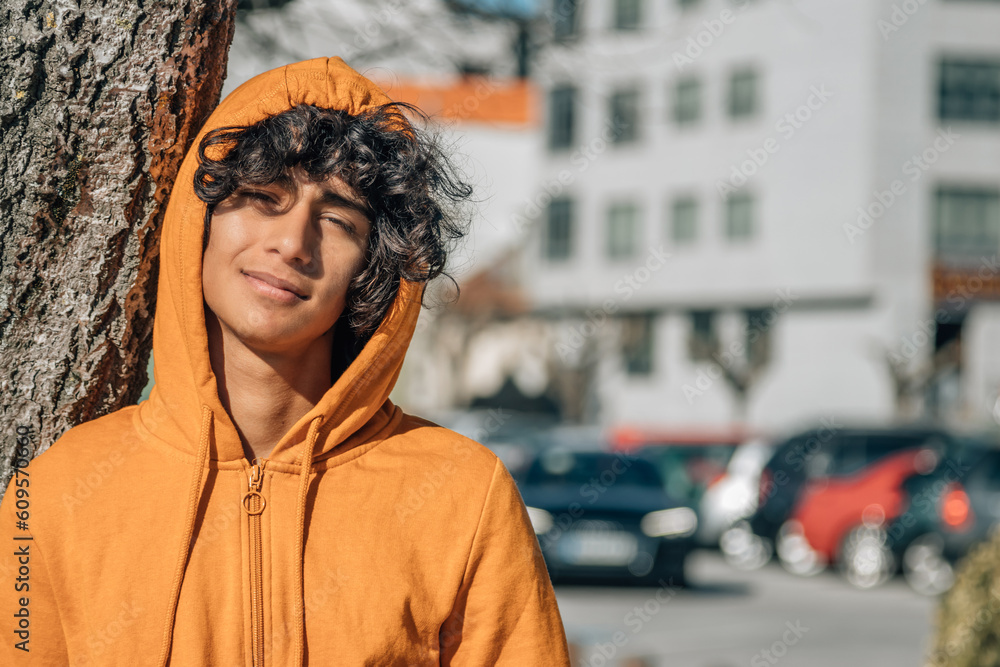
[729,425,952,577]
[517,448,697,586]
[842,436,1000,594]
[609,427,745,547]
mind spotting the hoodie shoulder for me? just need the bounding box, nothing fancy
[26,405,143,475]
[392,411,502,469]
[10,405,153,546]
[17,405,153,520]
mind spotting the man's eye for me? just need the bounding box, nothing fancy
[324,217,355,234]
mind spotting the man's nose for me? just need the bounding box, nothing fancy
[267,203,316,268]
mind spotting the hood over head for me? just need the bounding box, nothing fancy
[141,56,423,467]
[138,57,425,667]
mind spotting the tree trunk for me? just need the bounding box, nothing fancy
[0,0,238,491]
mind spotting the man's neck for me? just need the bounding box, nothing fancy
[206,314,333,462]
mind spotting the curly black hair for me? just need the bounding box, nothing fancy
[192,102,472,372]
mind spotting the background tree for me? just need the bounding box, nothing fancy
[0,1,238,491]
[928,532,1000,667]
[229,0,543,86]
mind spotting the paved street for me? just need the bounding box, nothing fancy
[555,550,937,667]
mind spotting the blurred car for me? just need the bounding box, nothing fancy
[698,437,775,546]
[610,427,746,547]
[841,436,1000,594]
[729,425,952,577]
[518,448,697,586]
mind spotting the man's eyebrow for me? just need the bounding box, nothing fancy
[317,188,372,220]
[264,175,372,220]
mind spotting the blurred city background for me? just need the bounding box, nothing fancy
[218,0,1000,664]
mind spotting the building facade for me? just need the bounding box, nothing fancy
[521,0,1000,433]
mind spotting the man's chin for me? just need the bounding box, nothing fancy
[230,325,334,360]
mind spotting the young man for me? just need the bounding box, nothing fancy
[0,57,571,665]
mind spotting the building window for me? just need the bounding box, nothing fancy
[622,313,655,375]
[934,187,1000,263]
[552,0,578,40]
[725,192,755,241]
[939,58,1000,122]
[689,310,718,361]
[545,197,574,260]
[728,68,758,119]
[609,88,640,144]
[614,0,642,30]
[745,307,773,368]
[606,202,640,259]
[670,196,698,244]
[548,85,576,150]
[673,76,701,125]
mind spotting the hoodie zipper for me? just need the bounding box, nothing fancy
[243,458,268,667]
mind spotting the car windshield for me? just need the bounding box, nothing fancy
[524,451,663,488]
[957,441,1000,491]
[636,444,738,505]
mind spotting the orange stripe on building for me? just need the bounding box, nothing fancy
[380,77,536,127]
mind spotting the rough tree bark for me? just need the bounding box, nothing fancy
[0,1,238,492]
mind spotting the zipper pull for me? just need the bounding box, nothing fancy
[242,458,267,515]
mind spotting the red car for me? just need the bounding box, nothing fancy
[767,428,943,577]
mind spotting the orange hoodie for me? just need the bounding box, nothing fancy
[0,57,572,666]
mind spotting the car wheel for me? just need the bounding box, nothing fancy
[776,520,825,576]
[903,533,955,596]
[720,520,773,571]
[839,525,895,589]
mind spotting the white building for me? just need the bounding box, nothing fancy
[518,0,1000,433]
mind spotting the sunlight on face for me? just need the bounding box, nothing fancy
[202,166,372,356]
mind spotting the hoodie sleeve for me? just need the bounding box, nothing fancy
[0,473,70,665]
[439,458,572,666]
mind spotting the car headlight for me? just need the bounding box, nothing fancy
[641,508,698,538]
[526,506,554,535]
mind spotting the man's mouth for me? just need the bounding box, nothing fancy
[242,270,309,300]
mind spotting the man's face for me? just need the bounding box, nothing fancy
[202,165,371,356]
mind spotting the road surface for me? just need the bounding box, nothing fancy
[554,549,937,667]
